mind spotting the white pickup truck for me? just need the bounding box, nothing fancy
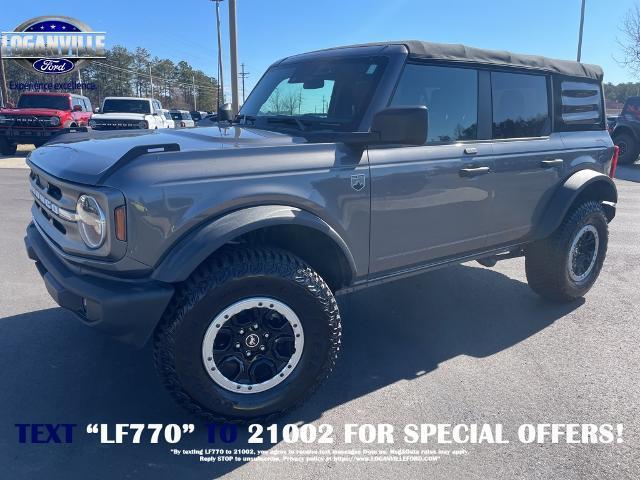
[89,97,169,130]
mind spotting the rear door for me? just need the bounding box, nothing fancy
[485,71,565,247]
[368,63,495,276]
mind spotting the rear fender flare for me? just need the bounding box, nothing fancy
[533,169,617,241]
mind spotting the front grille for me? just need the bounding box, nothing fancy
[0,115,59,128]
[91,119,145,130]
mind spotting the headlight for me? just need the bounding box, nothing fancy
[49,116,60,126]
[138,120,148,129]
[89,119,97,128]
[77,195,106,249]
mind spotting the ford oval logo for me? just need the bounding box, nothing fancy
[32,58,75,74]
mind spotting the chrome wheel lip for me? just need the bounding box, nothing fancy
[201,297,304,394]
[567,224,599,283]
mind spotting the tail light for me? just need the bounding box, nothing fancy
[114,205,127,241]
[609,145,619,179]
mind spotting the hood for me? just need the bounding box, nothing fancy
[28,126,299,185]
[0,107,68,117]
[92,112,148,120]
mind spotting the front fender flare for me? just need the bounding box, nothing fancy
[151,205,357,284]
[533,169,617,241]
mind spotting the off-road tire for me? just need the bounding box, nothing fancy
[525,201,608,302]
[153,246,341,423]
[0,138,17,156]
[614,132,638,165]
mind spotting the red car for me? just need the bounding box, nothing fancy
[0,92,93,155]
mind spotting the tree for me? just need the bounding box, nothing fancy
[618,4,640,78]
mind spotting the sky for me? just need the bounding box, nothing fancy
[2,0,639,99]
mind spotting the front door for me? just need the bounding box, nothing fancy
[368,63,494,276]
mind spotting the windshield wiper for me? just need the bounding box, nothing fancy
[264,115,308,131]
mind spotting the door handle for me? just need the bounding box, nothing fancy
[540,159,564,168]
[464,147,478,154]
[459,166,490,177]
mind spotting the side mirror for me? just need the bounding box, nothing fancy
[94,107,100,113]
[73,105,83,112]
[218,103,234,122]
[371,106,428,145]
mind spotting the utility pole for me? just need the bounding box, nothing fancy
[149,65,154,98]
[192,74,197,110]
[228,0,239,115]
[211,0,225,110]
[577,0,586,62]
[0,33,9,107]
[77,69,83,96]
[239,62,250,103]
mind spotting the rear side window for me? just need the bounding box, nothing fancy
[557,80,603,130]
[391,64,478,143]
[491,72,550,139]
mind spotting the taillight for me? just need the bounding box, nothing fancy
[609,145,619,179]
[114,205,127,241]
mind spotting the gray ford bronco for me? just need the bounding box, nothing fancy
[24,41,617,422]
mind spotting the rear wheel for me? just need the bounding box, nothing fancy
[614,132,638,164]
[153,246,341,423]
[0,138,17,156]
[525,201,608,302]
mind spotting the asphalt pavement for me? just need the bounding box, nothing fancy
[0,166,638,479]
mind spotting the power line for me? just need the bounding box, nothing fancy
[91,61,218,92]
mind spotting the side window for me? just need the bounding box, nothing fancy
[391,64,478,143]
[72,97,84,111]
[622,97,640,120]
[491,72,549,139]
[556,80,602,130]
[83,98,92,111]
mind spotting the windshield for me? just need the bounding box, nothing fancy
[17,95,69,110]
[239,56,388,132]
[102,99,151,114]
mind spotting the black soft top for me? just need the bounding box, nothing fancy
[301,40,603,82]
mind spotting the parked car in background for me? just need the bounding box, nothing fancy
[169,109,195,128]
[610,97,640,164]
[24,41,617,423]
[189,111,209,124]
[0,92,91,154]
[160,109,176,128]
[193,113,219,127]
[90,97,167,131]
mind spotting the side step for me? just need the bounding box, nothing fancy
[477,248,524,267]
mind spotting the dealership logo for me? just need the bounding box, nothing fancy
[1,16,106,74]
[32,58,76,74]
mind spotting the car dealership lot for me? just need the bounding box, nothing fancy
[0,167,638,479]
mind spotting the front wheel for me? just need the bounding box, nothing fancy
[153,247,341,423]
[525,201,608,302]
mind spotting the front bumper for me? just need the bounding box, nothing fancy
[24,222,174,347]
[0,127,87,144]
